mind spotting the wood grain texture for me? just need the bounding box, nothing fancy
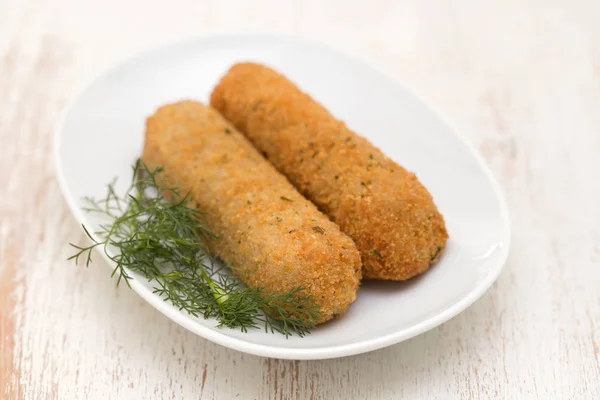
[1,0,599,398]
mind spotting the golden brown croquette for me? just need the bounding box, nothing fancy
[142,100,361,323]
[210,63,448,280]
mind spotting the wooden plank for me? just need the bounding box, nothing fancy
[0,0,599,398]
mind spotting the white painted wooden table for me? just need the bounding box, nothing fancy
[1,0,599,398]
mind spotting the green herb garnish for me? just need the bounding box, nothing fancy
[430,245,443,262]
[312,226,325,235]
[68,160,319,337]
[372,249,383,259]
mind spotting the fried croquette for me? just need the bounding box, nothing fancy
[142,100,361,323]
[210,63,448,280]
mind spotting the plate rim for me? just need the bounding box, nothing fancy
[53,33,511,360]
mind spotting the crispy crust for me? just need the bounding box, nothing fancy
[142,101,361,323]
[210,63,448,280]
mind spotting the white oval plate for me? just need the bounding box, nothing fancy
[54,34,510,360]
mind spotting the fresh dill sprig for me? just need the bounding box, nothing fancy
[68,160,320,337]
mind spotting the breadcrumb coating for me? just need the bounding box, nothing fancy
[142,101,361,323]
[211,63,448,280]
